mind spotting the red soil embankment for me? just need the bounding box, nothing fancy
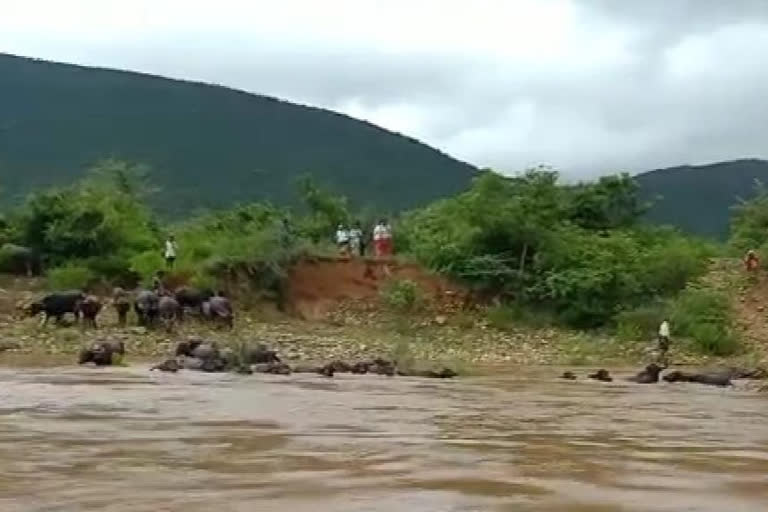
[285,257,465,320]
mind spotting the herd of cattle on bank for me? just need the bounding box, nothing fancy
[23,286,233,330]
[18,288,768,387]
[22,287,458,380]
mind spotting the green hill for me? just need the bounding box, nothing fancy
[0,53,477,216]
[635,159,768,239]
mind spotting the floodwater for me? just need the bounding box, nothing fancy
[0,363,766,512]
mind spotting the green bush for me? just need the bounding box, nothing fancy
[47,263,96,290]
[730,181,768,252]
[13,160,159,280]
[380,279,421,312]
[640,236,716,295]
[399,168,714,328]
[670,286,739,355]
[614,303,667,341]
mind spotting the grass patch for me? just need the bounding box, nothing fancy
[486,304,555,331]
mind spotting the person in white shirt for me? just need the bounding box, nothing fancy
[658,319,671,363]
[336,224,350,256]
[348,221,363,257]
[164,235,178,269]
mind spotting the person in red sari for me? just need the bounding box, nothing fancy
[373,219,393,258]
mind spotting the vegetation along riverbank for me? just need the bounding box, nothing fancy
[0,160,768,373]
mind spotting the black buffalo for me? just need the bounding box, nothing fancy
[27,290,85,326]
[627,363,664,384]
[588,369,613,382]
[76,295,102,329]
[158,295,182,331]
[151,358,182,372]
[663,370,732,387]
[112,287,131,327]
[398,367,458,379]
[78,340,125,366]
[242,344,281,364]
[174,286,214,316]
[134,290,159,327]
[203,296,234,328]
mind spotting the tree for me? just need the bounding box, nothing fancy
[729,180,768,252]
[295,174,350,242]
[566,173,647,231]
[11,160,160,280]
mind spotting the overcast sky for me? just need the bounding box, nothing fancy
[2,0,768,178]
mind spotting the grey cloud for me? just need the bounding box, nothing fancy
[3,0,768,179]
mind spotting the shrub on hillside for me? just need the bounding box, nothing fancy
[400,169,717,328]
[670,286,739,356]
[380,279,421,312]
[730,181,768,252]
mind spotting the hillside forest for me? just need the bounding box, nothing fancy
[0,53,476,216]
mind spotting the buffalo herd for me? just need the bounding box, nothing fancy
[73,335,460,380]
[562,363,767,388]
[23,286,233,331]
[23,286,460,381]
[20,288,767,387]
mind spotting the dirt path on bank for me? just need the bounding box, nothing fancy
[702,258,768,360]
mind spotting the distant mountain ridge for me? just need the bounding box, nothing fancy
[0,53,477,216]
[635,158,768,239]
[1,54,762,237]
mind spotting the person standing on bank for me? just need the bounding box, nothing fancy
[657,318,671,366]
[349,221,363,257]
[164,235,178,269]
[335,224,350,257]
[373,219,393,259]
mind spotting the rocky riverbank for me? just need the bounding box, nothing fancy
[0,304,764,373]
[0,260,766,372]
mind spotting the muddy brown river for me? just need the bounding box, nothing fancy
[0,364,766,511]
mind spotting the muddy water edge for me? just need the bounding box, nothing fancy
[0,360,766,512]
